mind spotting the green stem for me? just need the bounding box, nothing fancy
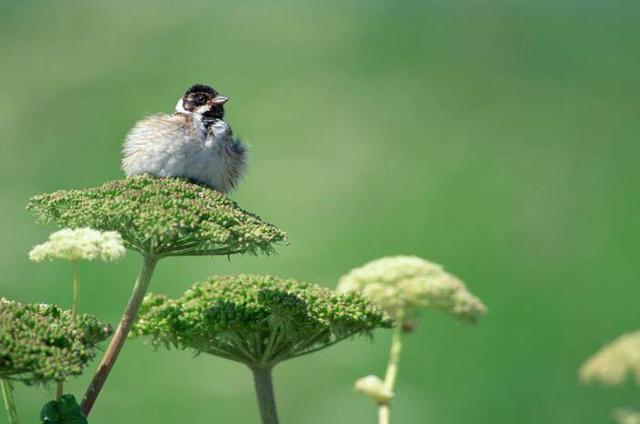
[1,379,19,424]
[57,261,80,402]
[80,254,158,416]
[251,367,279,424]
[378,309,405,424]
[56,381,63,401]
[72,261,80,319]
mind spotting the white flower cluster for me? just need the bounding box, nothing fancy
[580,331,640,386]
[337,256,486,322]
[29,228,126,263]
[614,408,640,424]
[354,375,393,403]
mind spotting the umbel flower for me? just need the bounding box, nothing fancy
[338,256,486,424]
[28,227,125,404]
[28,227,126,319]
[580,331,640,386]
[27,176,287,416]
[580,331,640,424]
[29,228,125,263]
[614,408,640,424]
[133,274,390,424]
[337,255,486,324]
[134,274,390,364]
[27,175,286,258]
[0,299,112,385]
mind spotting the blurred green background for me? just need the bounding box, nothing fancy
[1,0,639,422]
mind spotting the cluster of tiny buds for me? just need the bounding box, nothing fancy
[337,255,486,325]
[613,408,640,424]
[580,331,640,386]
[27,176,287,257]
[29,228,126,263]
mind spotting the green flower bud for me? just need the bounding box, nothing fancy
[0,299,112,385]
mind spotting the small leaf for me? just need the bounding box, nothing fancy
[40,394,88,424]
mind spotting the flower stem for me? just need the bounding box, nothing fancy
[72,260,80,319]
[1,379,19,424]
[56,381,63,401]
[80,254,158,416]
[251,366,279,424]
[56,261,81,402]
[378,309,405,424]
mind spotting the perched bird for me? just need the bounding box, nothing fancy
[122,84,247,193]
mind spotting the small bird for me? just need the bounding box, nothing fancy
[122,84,247,193]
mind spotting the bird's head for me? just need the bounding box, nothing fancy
[176,84,228,120]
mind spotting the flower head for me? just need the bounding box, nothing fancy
[580,331,640,386]
[29,228,126,263]
[614,408,640,424]
[133,274,390,367]
[337,256,486,323]
[27,176,287,257]
[0,298,112,385]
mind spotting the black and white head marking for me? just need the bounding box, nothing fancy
[175,84,228,123]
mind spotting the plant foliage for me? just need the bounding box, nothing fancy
[40,394,88,424]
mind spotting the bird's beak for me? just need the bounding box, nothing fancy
[212,95,229,105]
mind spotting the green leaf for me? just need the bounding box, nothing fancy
[40,394,88,424]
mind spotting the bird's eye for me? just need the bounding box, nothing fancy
[194,94,206,104]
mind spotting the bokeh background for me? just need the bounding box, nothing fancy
[1,0,639,422]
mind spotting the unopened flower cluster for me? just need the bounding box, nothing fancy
[580,331,640,386]
[29,228,126,263]
[133,274,390,367]
[337,256,486,323]
[27,176,287,257]
[0,298,112,385]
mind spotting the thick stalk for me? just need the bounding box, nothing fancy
[378,309,405,424]
[81,254,158,416]
[252,367,279,424]
[1,379,19,424]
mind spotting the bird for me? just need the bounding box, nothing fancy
[122,84,247,193]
